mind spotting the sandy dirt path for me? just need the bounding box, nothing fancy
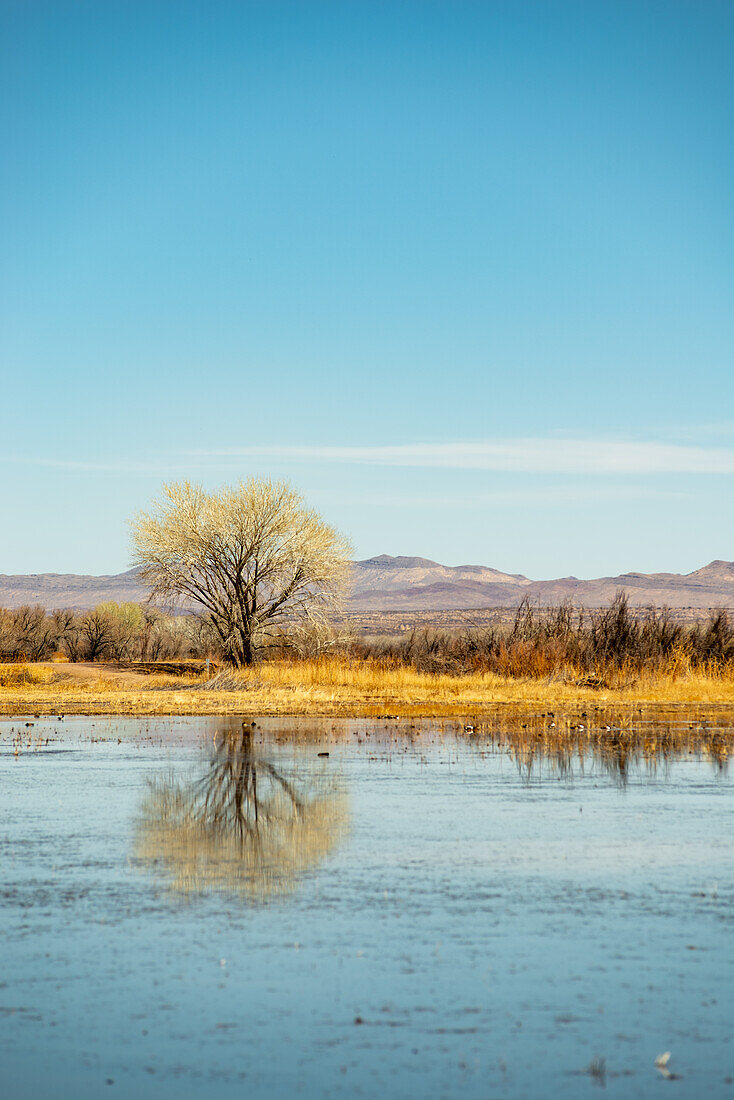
[41,662,155,686]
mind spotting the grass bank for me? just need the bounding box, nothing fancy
[3,656,734,718]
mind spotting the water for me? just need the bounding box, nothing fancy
[1,715,733,1098]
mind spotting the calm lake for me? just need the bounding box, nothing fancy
[1,715,733,1098]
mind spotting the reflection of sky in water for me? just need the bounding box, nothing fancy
[1,716,733,1098]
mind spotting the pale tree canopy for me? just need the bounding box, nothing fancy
[129,479,353,666]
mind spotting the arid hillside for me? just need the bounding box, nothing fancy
[348,556,734,610]
[2,555,734,612]
[0,568,148,610]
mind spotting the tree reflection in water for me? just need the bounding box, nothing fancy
[478,715,731,787]
[136,724,347,898]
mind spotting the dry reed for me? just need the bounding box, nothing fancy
[3,652,734,716]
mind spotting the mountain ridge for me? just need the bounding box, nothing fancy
[1,556,734,611]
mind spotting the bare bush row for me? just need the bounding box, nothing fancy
[347,594,734,679]
[0,603,220,663]
[3,593,734,677]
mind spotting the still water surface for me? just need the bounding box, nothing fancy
[1,715,733,1098]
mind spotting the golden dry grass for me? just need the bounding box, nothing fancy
[3,655,734,717]
[0,664,60,687]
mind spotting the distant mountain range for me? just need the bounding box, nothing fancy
[348,555,734,610]
[2,555,734,611]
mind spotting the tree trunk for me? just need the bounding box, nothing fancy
[225,628,255,667]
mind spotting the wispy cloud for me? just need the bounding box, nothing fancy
[317,485,686,508]
[2,455,202,475]
[192,439,734,475]
[8,437,734,477]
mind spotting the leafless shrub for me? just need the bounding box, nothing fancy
[345,594,734,680]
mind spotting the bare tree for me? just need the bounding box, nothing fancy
[96,602,145,660]
[80,607,116,661]
[8,605,58,661]
[53,609,85,662]
[130,479,352,666]
[0,608,16,661]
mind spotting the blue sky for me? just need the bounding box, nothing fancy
[1,0,732,578]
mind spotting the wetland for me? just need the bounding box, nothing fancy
[1,714,733,1096]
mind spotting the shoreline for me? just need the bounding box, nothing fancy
[4,691,734,721]
[3,658,734,720]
